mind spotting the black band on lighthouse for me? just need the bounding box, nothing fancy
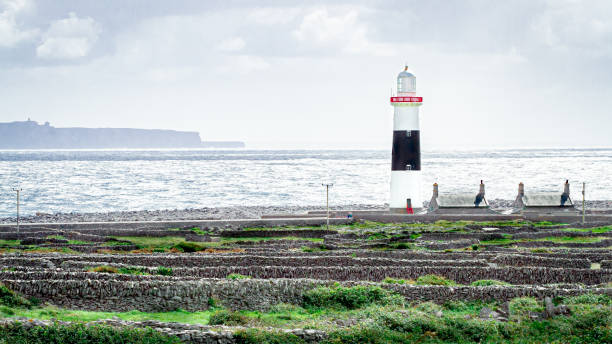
[392,130,421,171]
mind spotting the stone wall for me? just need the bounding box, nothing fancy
[51,255,490,268]
[2,278,610,313]
[514,239,612,248]
[491,254,591,269]
[0,318,326,344]
[0,257,55,268]
[13,264,604,285]
[219,230,337,238]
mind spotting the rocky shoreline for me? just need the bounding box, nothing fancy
[1,200,610,224]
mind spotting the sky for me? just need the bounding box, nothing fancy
[1,0,611,149]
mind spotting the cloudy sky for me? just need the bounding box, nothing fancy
[1,0,611,149]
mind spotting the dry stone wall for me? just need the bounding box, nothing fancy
[2,278,610,313]
[52,255,489,268]
[219,230,337,238]
[491,254,591,269]
[514,239,612,248]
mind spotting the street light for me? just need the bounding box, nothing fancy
[321,183,333,230]
[12,186,22,233]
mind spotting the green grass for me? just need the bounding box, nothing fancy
[111,236,189,248]
[112,235,323,251]
[242,225,326,231]
[2,307,215,324]
[0,322,181,344]
[470,279,511,286]
[0,239,21,247]
[559,226,612,234]
[227,273,251,280]
[67,240,93,245]
[302,285,404,310]
[481,235,607,246]
[167,227,211,235]
[221,236,323,243]
[415,274,456,286]
[1,294,610,343]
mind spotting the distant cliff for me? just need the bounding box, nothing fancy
[0,120,245,149]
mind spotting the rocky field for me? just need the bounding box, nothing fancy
[0,219,610,343]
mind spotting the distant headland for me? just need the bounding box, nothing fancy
[0,120,245,149]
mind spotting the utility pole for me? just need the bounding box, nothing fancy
[322,183,333,230]
[582,182,586,225]
[12,186,22,233]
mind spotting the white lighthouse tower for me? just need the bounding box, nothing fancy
[390,66,423,213]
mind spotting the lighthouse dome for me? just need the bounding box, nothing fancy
[397,66,416,93]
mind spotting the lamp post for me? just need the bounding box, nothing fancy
[582,182,586,225]
[322,183,333,230]
[12,187,22,233]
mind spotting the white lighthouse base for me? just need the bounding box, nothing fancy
[390,171,422,213]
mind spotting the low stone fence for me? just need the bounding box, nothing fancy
[354,251,496,259]
[514,239,612,248]
[510,231,605,239]
[529,251,612,262]
[0,258,55,269]
[0,318,327,344]
[418,232,506,241]
[422,239,479,250]
[59,257,489,271]
[0,270,200,282]
[28,254,489,268]
[2,278,610,313]
[491,254,591,269]
[0,231,61,240]
[20,237,68,245]
[161,266,609,285]
[219,230,337,238]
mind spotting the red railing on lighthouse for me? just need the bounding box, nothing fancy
[390,96,423,103]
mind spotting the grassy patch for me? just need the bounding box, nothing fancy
[0,322,180,344]
[415,275,456,286]
[300,245,330,252]
[0,239,20,247]
[2,307,215,324]
[112,236,189,248]
[87,266,118,274]
[157,266,173,276]
[470,279,511,286]
[0,293,610,343]
[208,309,249,325]
[0,284,32,308]
[235,329,306,344]
[508,297,543,321]
[382,277,413,285]
[559,226,612,234]
[227,273,251,280]
[302,285,403,310]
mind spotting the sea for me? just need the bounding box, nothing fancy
[0,148,611,217]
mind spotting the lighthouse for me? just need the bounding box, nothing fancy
[390,66,423,213]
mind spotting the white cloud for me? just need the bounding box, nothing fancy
[215,37,245,52]
[36,12,101,59]
[247,7,300,25]
[531,0,612,56]
[293,7,395,56]
[0,0,38,47]
[216,54,269,74]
